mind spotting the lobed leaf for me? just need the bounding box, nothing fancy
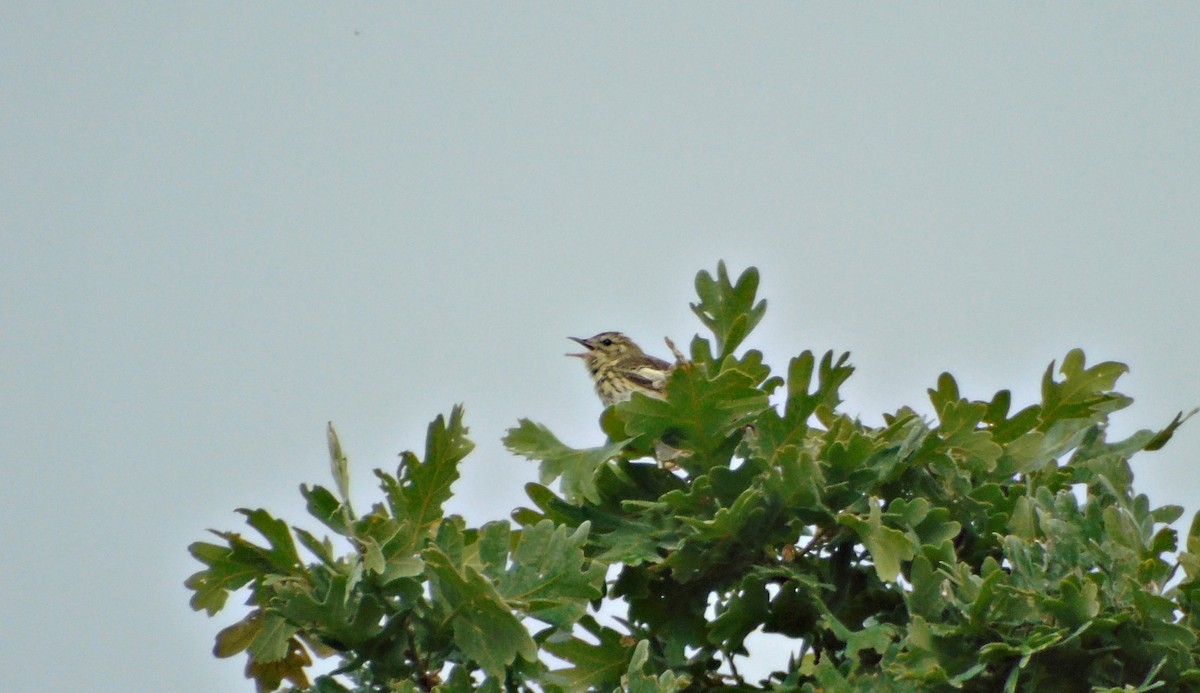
[542,618,631,691]
[423,547,538,678]
[616,364,768,467]
[503,419,626,505]
[689,262,767,360]
[838,501,916,582]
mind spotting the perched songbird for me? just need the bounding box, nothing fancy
[567,331,673,406]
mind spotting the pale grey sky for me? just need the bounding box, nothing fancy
[2,4,1198,690]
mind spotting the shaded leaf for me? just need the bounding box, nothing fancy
[237,508,302,572]
[1145,408,1198,452]
[623,639,690,692]
[424,547,538,677]
[185,541,258,615]
[273,572,386,649]
[249,611,299,662]
[708,573,770,652]
[213,609,264,658]
[542,619,631,691]
[243,637,311,692]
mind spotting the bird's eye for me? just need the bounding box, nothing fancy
[601,338,613,346]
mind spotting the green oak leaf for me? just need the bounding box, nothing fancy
[616,363,768,464]
[503,419,626,504]
[423,547,538,678]
[690,262,767,360]
[483,519,606,628]
[838,500,916,582]
[542,618,631,691]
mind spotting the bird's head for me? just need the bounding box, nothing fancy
[567,331,642,365]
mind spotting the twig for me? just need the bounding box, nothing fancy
[726,651,745,686]
[404,618,440,691]
[795,526,834,560]
[664,336,687,364]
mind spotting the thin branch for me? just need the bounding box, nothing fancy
[795,526,835,560]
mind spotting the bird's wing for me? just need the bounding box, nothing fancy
[623,370,667,394]
[628,363,670,392]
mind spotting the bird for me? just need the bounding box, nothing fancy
[567,331,674,407]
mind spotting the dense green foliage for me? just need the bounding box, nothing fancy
[188,263,1199,692]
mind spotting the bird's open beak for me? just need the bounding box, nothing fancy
[566,336,591,358]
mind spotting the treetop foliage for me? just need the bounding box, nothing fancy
[188,262,1199,692]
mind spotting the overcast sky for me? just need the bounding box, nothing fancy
[3,4,1198,690]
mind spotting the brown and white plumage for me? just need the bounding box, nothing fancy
[567,331,672,406]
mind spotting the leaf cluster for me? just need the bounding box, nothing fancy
[189,262,1200,692]
[188,409,611,691]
